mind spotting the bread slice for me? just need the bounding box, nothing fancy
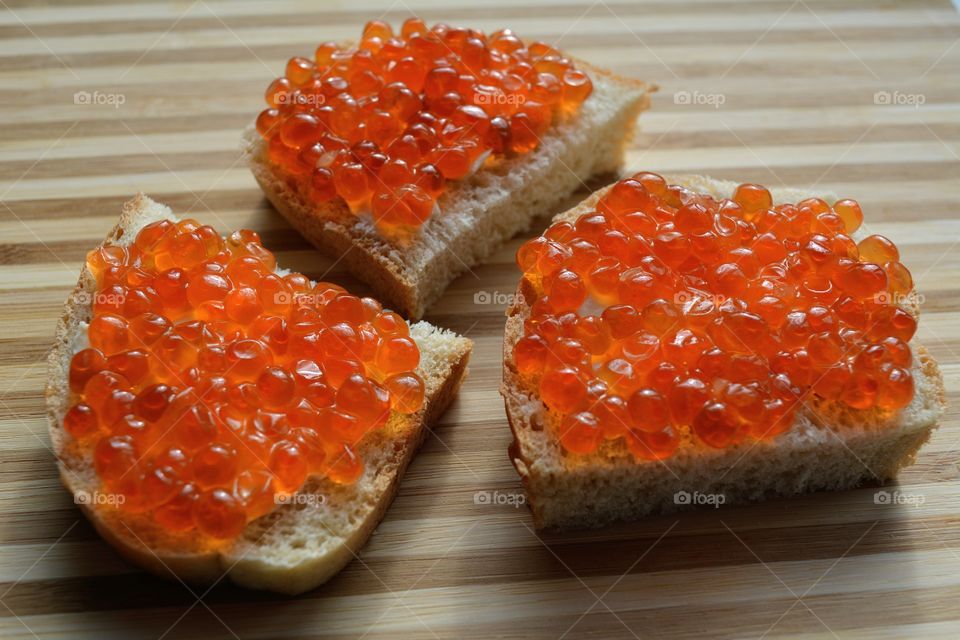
[501,175,946,531]
[46,194,472,594]
[242,61,652,320]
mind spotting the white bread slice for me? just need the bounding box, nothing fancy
[502,175,946,531]
[242,61,652,320]
[46,194,472,594]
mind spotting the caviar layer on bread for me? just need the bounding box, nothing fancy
[68,214,433,540]
[514,172,917,457]
[257,18,594,240]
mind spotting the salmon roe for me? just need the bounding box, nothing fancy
[257,18,593,238]
[67,219,425,540]
[514,173,917,459]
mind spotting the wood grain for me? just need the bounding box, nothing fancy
[1,0,958,638]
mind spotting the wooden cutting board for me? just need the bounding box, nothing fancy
[1,0,958,637]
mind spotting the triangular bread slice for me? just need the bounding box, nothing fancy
[502,175,946,531]
[242,61,652,320]
[46,194,472,594]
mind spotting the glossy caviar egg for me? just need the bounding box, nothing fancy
[257,21,592,238]
[193,488,246,539]
[64,403,99,438]
[66,218,423,541]
[514,173,917,459]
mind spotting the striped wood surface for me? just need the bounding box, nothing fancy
[1,0,959,638]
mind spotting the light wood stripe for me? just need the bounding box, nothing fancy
[1,1,959,638]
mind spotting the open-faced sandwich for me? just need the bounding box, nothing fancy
[502,173,944,530]
[47,195,471,593]
[243,18,651,319]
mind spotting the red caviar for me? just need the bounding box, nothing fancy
[514,173,917,459]
[257,19,592,238]
[67,218,425,540]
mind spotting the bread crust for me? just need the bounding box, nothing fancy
[243,61,652,320]
[501,176,947,531]
[46,194,472,593]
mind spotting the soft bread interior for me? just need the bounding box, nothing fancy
[502,175,946,531]
[243,61,652,319]
[46,194,472,593]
